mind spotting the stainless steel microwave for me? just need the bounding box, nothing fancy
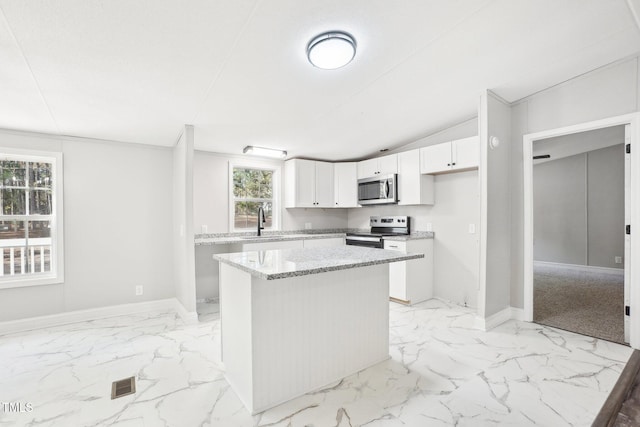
[357,174,398,205]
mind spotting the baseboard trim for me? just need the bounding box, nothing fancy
[475,306,526,331]
[534,261,624,276]
[0,298,186,335]
[174,299,199,325]
[510,307,525,321]
[475,307,512,331]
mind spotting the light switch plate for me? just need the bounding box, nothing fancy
[201,225,208,234]
[426,223,433,232]
[615,256,623,264]
[135,286,143,296]
[468,224,476,234]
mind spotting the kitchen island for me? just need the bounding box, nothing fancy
[213,245,424,414]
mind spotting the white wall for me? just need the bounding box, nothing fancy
[0,130,175,322]
[480,92,512,318]
[533,144,625,268]
[173,126,197,315]
[510,56,640,308]
[348,119,480,308]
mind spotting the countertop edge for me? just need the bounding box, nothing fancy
[214,252,424,280]
[196,233,346,246]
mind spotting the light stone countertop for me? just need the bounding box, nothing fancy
[213,245,424,280]
[195,232,346,246]
[383,231,435,241]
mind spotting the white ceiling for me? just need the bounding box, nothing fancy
[533,125,626,164]
[0,0,639,161]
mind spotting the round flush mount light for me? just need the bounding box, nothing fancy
[307,31,357,70]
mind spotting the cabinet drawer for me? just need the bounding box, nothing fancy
[383,240,406,251]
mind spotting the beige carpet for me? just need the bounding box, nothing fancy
[534,263,625,344]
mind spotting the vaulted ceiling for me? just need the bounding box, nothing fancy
[1,0,639,161]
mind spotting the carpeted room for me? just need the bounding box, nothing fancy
[532,126,627,344]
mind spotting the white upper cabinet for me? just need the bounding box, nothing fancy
[333,162,359,208]
[284,159,334,208]
[314,161,334,207]
[397,150,434,205]
[357,158,378,179]
[377,154,398,175]
[357,154,397,179]
[420,136,479,174]
[452,136,480,171]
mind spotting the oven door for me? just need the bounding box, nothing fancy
[357,174,397,205]
[345,235,383,248]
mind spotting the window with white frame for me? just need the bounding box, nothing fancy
[232,166,275,231]
[0,151,63,286]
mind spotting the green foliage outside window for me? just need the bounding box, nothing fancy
[233,168,274,230]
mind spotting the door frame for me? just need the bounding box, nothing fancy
[523,112,640,348]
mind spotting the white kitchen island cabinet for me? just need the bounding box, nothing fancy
[213,246,423,415]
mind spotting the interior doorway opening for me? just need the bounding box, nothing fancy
[531,126,626,343]
[523,113,640,349]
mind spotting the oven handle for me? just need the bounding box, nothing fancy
[346,235,381,243]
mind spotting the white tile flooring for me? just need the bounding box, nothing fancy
[0,299,631,426]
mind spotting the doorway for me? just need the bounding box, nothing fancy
[523,113,640,349]
[531,127,625,343]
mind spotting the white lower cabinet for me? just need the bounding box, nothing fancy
[384,239,433,305]
[303,237,344,248]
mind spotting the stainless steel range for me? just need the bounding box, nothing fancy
[346,215,410,248]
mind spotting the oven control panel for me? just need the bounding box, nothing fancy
[369,216,409,227]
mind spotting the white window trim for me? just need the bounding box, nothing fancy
[0,148,64,290]
[228,160,281,232]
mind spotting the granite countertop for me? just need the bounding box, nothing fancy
[383,231,435,241]
[195,229,434,245]
[213,246,424,280]
[195,232,347,246]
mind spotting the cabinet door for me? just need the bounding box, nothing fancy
[294,159,317,207]
[377,154,398,175]
[314,161,334,207]
[357,158,378,179]
[420,142,452,174]
[398,150,418,205]
[452,136,479,171]
[384,240,407,301]
[398,150,434,206]
[334,162,358,207]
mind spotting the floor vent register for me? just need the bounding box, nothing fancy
[111,376,136,399]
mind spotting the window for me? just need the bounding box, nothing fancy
[0,151,63,288]
[232,167,275,231]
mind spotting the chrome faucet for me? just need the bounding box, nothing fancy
[257,206,266,236]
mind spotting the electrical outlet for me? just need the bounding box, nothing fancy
[468,224,476,234]
[305,222,312,230]
[135,286,143,296]
[201,225,208,234]
[426,223,433,232]
[615,256,623,264]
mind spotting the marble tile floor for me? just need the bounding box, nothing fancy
[0,299,632,427]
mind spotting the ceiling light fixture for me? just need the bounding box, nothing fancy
[307,31,356,70]
[243,146,287,159]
